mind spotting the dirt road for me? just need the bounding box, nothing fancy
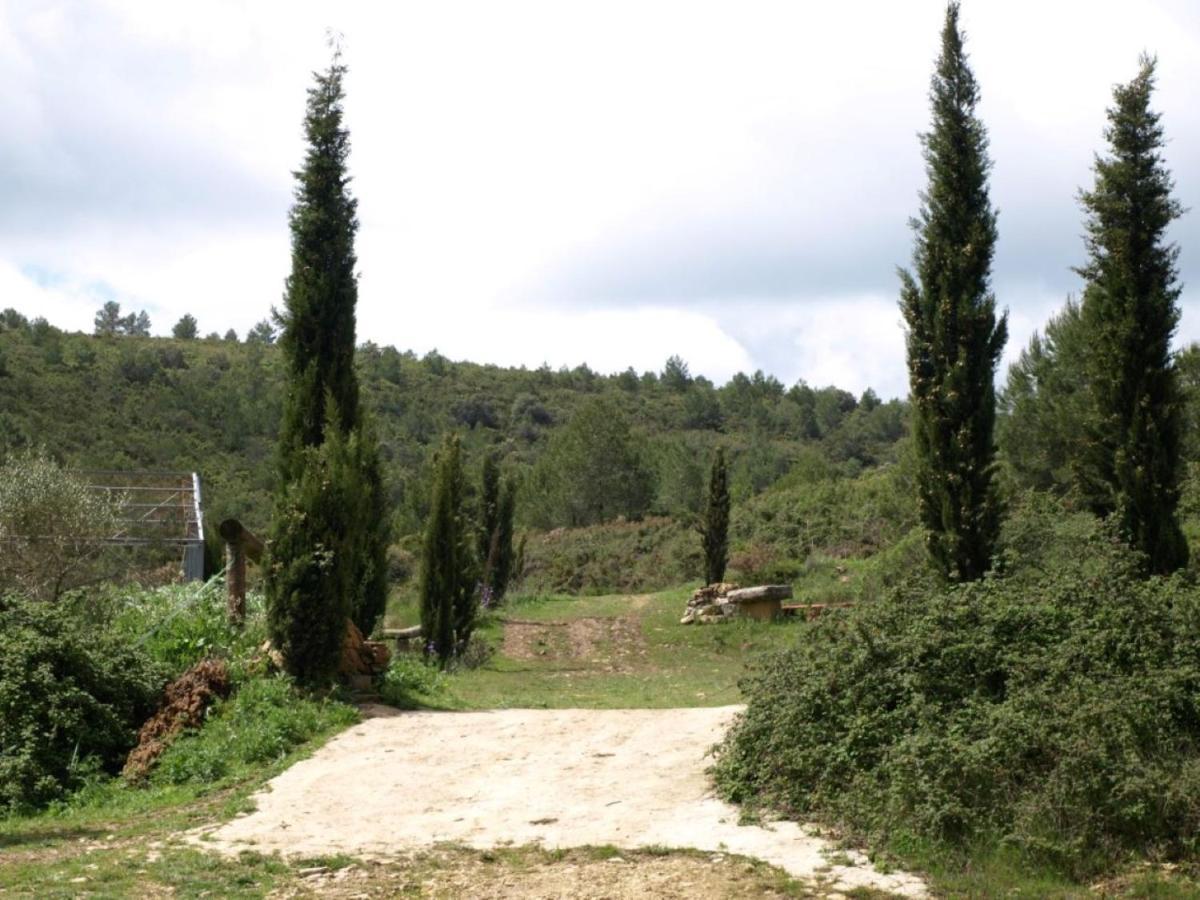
[199,706,925,897]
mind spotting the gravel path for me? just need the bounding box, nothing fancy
[198,706,925,897]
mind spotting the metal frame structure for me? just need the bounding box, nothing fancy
[77,470,206,581]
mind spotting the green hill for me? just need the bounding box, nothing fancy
[0,309,907,553]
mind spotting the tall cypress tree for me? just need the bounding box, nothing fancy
[899,3,1007,583]
[276,53,360,471]
[700,447,730,585]
[1077,57,1187,574]
[266,51,389,678]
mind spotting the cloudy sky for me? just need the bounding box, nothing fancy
[2,1,1198,398]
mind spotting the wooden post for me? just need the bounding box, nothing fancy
[226,539,246,626]
[219,519,264,628]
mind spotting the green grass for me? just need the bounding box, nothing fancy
[382,587,808,709]
[0,669,360,896]
[880,835,1200,899]
[8,583,1200,897]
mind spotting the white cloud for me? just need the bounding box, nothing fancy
[0,260,113,328]
[0,0,1197,394]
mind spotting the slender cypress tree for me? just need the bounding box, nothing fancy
[700,447,730,585]
[476,454,517,604]
[491,477,517,602]
[899,3,1007,582]
[346,422,391,634]
[1077,57,1187,574]
[266,50,389,677]
[419,435,477,665]
[478,453,501,572]
[266,416,355,683]
[276,53,360,472]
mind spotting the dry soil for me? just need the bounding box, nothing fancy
[198,706,925,897]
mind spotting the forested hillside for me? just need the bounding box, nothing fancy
[0,309,906,543]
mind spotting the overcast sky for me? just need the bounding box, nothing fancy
[2,1,1198,398]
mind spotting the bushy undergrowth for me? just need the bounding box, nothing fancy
[0,595,166,812]
[0,582,353,814]
[714,496,1200,877]
[379,652,447,708]
[514,462,917,596]
[521,516,700,594]
[151,675,357,786]
[104,583,268,676]
[729,459,917,579]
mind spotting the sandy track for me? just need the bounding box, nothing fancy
[198,706,925,897]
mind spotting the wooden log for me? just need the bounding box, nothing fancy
[382,625,423,640]
[724,584,793,604]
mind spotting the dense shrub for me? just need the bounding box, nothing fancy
[379,653,447,709]
[0,595,166,811]
[151,675,357,785]
[731,459,917,563]
[520,516,699,595]
[105,584,268,676]
[715,496,1200,877]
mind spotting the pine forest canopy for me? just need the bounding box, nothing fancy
[0,310,908,537]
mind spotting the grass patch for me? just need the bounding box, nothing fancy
[0,667,359,895]
[381,587,808,709]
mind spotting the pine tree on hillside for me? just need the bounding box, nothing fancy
[700,447,730,585]
[129,311,152,337]
[1077,57,1187,574]
[94,302,124,337]
[246,318,277,345]
[998,297,1100,497]
[172,314,198,340]
[899,2,1007,582]
[266,50,389,678]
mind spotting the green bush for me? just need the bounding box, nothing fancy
[715,496,1200,877]
[151,675,357,785]
[0,451,124,601]
[379,652,446,708]
[520,516,699,595]
[104,584,268,677]
[0,595,166,812]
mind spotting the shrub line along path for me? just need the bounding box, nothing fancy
[196,705,926,897]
